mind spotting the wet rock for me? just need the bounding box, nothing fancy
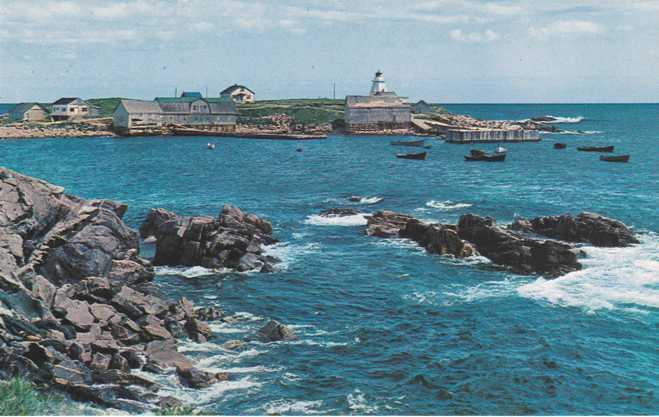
[143,204,278,272]
[318,208,360,217]
[257,320,296,342]
[185,318,211,343]
[144,339,192,371]
[521,212,639,247]
[365,211,415,237]
[222,340,243,350]
[139,208,179,239]
[177,366,230,389]
[195,306,223,321]
[401,219,477,258]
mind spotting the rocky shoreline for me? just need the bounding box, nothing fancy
[0,167,291,412]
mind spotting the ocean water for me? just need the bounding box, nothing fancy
[1,103,657,415]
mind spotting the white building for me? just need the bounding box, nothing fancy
[370,70,387,95]
[50,97,90,121]
[220,84,255,103]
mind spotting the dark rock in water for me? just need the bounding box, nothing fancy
[517,212,639,247]
[145,339,193,371]
[458,214,580,277]
[348,196,363,202]
[257,320,296,342]
[177,366,230,388]
[365,211,415,237]
[140,205,278,272]
[319,207,360,217]
[401,219,478,258]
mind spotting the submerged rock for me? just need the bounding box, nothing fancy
[257,320,296,342]
[318,207,361,217]
[141,205,278,272]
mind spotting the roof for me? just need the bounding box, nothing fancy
[11,103,47,115]
[220,84,255,95]
[117,99,161,114]
[181,91,202,98]
[155,97,199,104]
[153,97,237,114]
[204,97,237,114]
[346,95,410,109]
[52,97,85,105]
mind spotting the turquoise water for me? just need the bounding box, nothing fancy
[1,104,657,414]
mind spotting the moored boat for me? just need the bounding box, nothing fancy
[396,151,427,160]
[464,148,506,161]
[600,154,630,163]
[207,143,215,150]
[554,143,567,149]
[577,145,614,152]
[390,139,427,147]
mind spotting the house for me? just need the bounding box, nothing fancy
[180,91,203,99]
[113,99,163,135]
[412,100,432,114]
[220,84,255,103]
[344,71,411,133]
[50,97,90,120]
[8,103,50,122]
[112,96,238,135]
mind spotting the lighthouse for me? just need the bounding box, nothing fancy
[369,70,387,95]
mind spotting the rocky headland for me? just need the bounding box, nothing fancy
[317,208,638,277]
[0,167,289,412]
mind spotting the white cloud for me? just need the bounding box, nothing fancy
[483,3,525,16]
[530,19,604,39]
[449,28,500,43]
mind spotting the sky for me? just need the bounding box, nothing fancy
[0,0,658,103]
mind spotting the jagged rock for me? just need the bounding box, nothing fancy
[401,219,477,258]
[120,350,145,369]
[365,211,415,237]
[89,303,120,325]
[519,212,639,247]
[142,205,278,272]
[109,353,129,371]
[52,359,93,385]
[64,300,95,331]
[144,339,192,371]
[185,318,211,343]
[195,306,223,321]
[318,208,360,217]
[176,366,230,389]
[25,342,54,365]
[83,276,113,299]
[90,353,111,370]
[258,320,296,342]
[31,275,57,307]
[222,340,243,350]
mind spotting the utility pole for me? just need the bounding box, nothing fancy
[205,86,208,97]
[333,82,336,100]
[174,87,178,97]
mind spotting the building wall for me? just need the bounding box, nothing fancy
[228,88,254,103]
[51,104,90,120]
[345,106,411,131]
[9,106,49,122]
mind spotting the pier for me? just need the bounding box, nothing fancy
[446,129,540,143]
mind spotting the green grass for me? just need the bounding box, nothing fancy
[0,378,63,415]
[238,99,345,125]
[86,98,122,117]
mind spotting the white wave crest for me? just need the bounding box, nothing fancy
[352,196,384,205]
[518,233,659,313]
[155,265,223,278]
[534,115,585,124]
[425,200,472,211]
[263,241,321,270]
[347,389,379,414]
[555,130,603,135]
[304,213,369,226]
[262,399,324,415]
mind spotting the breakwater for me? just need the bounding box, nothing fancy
[446,128,540,143]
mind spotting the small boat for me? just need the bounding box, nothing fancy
[207,143,215,150]
[296,148,303,152]
[600,154,630,163]
[577,145,614,152]
[554,143,567,149]
[396,151,427,160]
[464,148,506,161]
[495,146,507,154]
[390,139,426,147]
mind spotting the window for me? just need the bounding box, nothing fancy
[81,107,88,112]
[70,108,75,112]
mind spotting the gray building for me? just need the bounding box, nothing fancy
[113,96,238,135]
[345,71,411,133]
[8,103,50,122]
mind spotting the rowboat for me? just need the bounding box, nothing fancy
[600,154,630,163]
[554,143,567,149]
[391,139,426,147]
[464,148,506,162]
[577,145,614,152]
[396,151,427,160]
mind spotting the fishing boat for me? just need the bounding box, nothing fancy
[554,143,567,149]
[600,154,630,163]
[207,143,215,150]
[396,151,427,160]
[173,127,327,140]
[390,139,427,147]
[464,148,506,162]
[577,145,614,152]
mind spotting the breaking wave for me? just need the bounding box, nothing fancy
[261,399,324,415]
[518,232,659,313]
[351,196,384,205]
[533,115,585,124]
[425,200,472,211]
[554,130,603,135]
[263,241,321,270]
[304,213,369,226]
[155,265,224,278]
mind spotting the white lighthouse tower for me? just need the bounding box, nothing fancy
[369,70,387,95]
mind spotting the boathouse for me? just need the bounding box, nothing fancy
[220,84,255,103]
[344,71,411,133]
[50,97,90,120]
[113,99,163,135]
[8,103,50,122]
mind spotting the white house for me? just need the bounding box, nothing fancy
[50,97,90,120]
[220,84,255,103]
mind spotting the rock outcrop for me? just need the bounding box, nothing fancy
[512,212,639,247]
[361,210,614,277]
[140,206,278,273]
[0,168,224,411]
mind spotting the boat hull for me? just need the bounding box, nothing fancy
[600,155,630,163]
[390,140,426,147]
[577,146,614,152]
[396,152,427,160]
[465,153,507,162]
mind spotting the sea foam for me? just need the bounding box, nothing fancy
[517,233,659,313]
[425,200,473,211]
[304,213,369,226]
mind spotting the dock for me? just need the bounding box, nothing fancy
[445,129,540,143]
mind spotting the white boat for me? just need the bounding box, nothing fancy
[207,143,216,150]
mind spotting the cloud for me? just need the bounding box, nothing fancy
[449,28,500,43]
[530,19,604,39]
